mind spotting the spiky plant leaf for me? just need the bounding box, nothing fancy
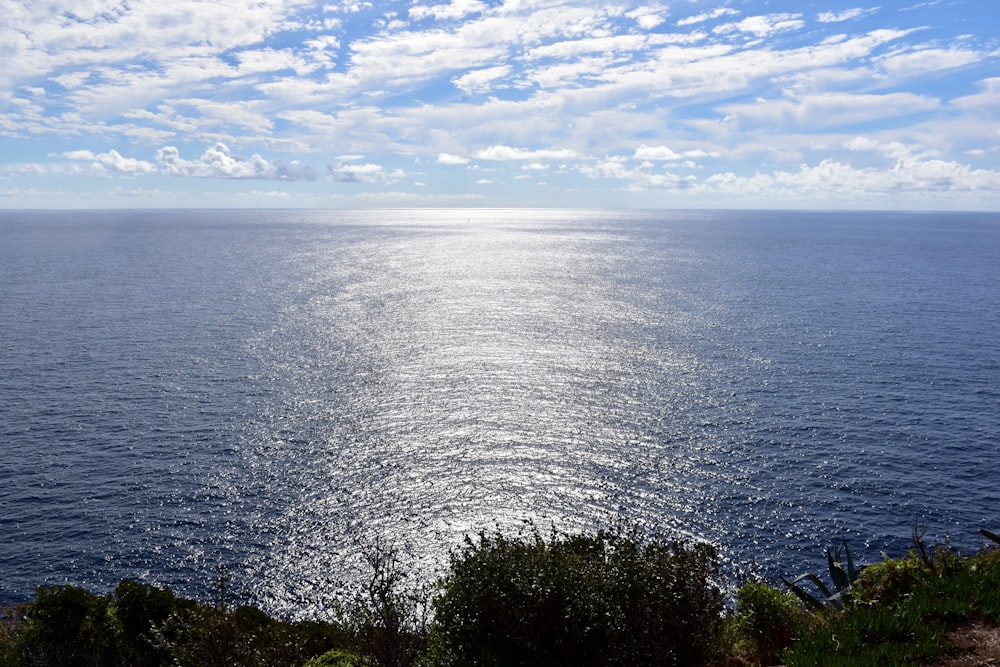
[979,528,1000,545]
[827,548,850,593]
[780,575,826,612]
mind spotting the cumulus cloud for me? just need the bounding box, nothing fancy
[634,144,681,161]
[96,149,158,174]
[843,137,918,159]
[328,160,404,183]
[700,156,1000,198]
[156,144,317,180]
[579,156,694,190]
[64,149,156,174]
[626,5,669,30]
[437,153,471,165]
[410,0,488,22]
[2,0,997,208]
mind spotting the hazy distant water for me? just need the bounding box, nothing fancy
[1,208,998,617]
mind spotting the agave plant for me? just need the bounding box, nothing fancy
[980,528,1000,545]
[781,540,861,612]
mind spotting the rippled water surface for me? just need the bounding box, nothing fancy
[1,208,998,616]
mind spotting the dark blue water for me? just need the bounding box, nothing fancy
[1,208,998,617]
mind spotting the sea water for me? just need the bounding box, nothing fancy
[1,208,997,617]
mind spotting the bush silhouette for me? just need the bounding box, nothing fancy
[21,585,117,666]
[431,525,724,666]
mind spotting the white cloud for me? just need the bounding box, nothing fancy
[953,77,1000,110]
[720,92,940,130]
[233,48,318,77]
[410,0,488,22]
[0,0,997,208]
[626,5,669,30]
[634,144,681,161]
[700,156,1000,199]
[452,65,512,95]
[64,149,157,174]
[843,137,920,159]
[817,8,880,23]
[329,160,403,183]
[171,98,274,133]
[345,25,507,88]
[715,14,805,39]
[578,156,694,190]
[874,47,982,79]
[95,149,158,174]
[475,145,579,160]
[677,8,740,27]
[437,153,470,165]
[156,143,317,180]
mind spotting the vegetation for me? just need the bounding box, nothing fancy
[728,579,808,665]
[1,524,998,666]
[429,524,724,666]
[781,539,862,612]
[0,579,351,667]
[785,538,1000,666]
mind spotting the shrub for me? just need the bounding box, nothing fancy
[781,540,861,612]
[0,578,347,667]
[852,554,926,607]
[0,605,29,667]
[784,541,1000,666]
[336,537,430,667]
[431,524,724,667]
[302,648,370,666]
[152,602,347,667]
[20,585,118,666]
[112,579,188,665]
[732,580,806,665]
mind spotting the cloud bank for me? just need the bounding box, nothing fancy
[0,0,997,209]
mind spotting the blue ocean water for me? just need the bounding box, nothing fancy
[1,208,998,617]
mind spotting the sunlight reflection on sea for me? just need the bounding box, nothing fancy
[1,208,997,618]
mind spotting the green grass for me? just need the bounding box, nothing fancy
[782,544,1000,666]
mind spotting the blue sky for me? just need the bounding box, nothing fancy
[1,0,998,209]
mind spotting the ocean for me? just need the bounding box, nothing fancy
[1,208,997,618]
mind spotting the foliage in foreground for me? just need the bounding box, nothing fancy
[0,579,349,667]
[783,538,1000,666]
[3,526,1000,667]
[430,524,725,666]
[728,579,809,665]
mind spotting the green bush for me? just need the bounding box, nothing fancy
[732,580,806,665]
[302,648,370,666]
[0,605,29,667]
[112,579,190,666]
[0,579,347,667]
[430,525,724,667]
[784,543,1000,666]
[21,584,118,666]
[153,602,347,667]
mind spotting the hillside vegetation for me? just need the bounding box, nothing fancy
[2,524,998,666]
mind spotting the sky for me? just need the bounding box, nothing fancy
[1,0,998,210]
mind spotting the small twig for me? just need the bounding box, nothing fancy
[912,520,937,573]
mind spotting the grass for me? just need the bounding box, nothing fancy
[781,541,1000,666]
